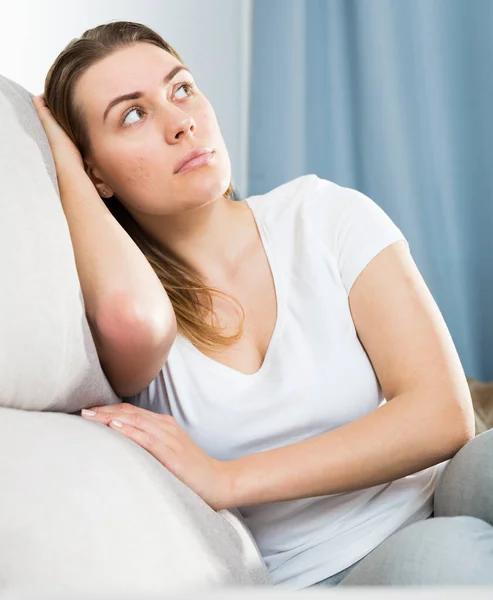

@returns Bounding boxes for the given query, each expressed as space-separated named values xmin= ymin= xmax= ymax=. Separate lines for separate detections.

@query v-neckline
xmin=175 ymin=197 xmax=285 ymax=381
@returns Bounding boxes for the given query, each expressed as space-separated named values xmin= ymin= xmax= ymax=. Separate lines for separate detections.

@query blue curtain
xmin=249 ymin=0 xmax=493 ymax=381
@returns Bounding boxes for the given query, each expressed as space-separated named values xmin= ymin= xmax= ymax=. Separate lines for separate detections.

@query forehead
xmin=75 ymin=43 xmax=182 ymax=123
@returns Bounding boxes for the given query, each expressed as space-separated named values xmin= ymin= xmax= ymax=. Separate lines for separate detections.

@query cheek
xmin=198 ymin=107 xmax=230 ymax=166
xmin=104 ymin=151 xmax=167 ymax=210
xmin=196 ymin=104 xmax=223 ymax=140
xmin=115 ymin=153 xmax=160 ymax=192
xmin=123 ymin=156 xmax=151 ymax=187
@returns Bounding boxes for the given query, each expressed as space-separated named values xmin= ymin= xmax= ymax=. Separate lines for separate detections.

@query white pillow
xmin=0 ymin=407 xmax=270 ymax=593
xmin=0 ymin=74 xmax=118 ymax=412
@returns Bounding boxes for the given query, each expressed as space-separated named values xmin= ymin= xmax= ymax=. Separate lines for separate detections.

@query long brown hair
xmin=44 ymin=20 xmax=244 ymax=350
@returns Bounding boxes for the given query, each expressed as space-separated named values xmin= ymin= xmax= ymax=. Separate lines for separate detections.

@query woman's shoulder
xmin=246 ymin=174 xmax=327 ymax=208
xmin=244 ymin=174 xmax=362 ymax=225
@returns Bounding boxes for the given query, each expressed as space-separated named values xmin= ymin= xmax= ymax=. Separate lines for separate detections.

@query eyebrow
xmin=102 ymin=65 xmax=191 ymax=123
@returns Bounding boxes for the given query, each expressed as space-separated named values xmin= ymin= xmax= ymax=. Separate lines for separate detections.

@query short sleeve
xmin=123 ymin=369 xmax=170 ymax=414
xmin=306 ymin=176 xmax=408 ymax=294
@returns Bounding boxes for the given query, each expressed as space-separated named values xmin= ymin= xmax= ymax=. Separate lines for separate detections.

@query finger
xmin=109 ymin=415 xmax=176 ymax=455
xmin=32 ymin=95 xmax=49 ymax=114
xmin=86 ymin=402 xmax=171 ymax=423
xmin=110 ymin=420 xmax=156 ymax=449
xmin=82 ymin=402 xmax=139 ymax=417
xmin=80 ymin=403 xmax=127 ymax=424
xmin=81 ymin=403 xmax=167 ymax=426
xmin=108 ymin=411 xmax=164 ymax=439
xmin=31 ymin=96 xmax=60 ymax=132
xmin=86 ymin=402 xmax=131 ymax=413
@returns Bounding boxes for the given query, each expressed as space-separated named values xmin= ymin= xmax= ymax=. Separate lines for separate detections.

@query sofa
xmin=1 ymin=72 xmax=492 ymax=599
xmin=0 ymin=72 xmax=274 ymax=596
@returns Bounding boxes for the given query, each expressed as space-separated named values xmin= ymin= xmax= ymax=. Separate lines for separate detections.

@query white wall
xmin=1 ymin=0 xmax=252 ymax=196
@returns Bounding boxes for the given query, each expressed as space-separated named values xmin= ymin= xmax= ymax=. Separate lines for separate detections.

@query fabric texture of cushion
xmin=0 ymin=72 xmax=269 ymax=594
xmin=0 ymin=407 xmax=270 ymax=594
xmin=0 ymin=74 xmax=118 ymax=412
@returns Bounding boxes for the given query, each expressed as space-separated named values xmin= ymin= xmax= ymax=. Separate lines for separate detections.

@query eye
xmin=175 ymin=82 xmax=194 ymax=100
xmin=122 ymin=106 xmax=145 ymax=127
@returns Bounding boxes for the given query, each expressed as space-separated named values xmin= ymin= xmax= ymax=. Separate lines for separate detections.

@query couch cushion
xmin=0 ymin=407 xmax=270 ymax=594
xmin=0 ymin=74 xmax=118 ymax=412
xmin=468 ymin=378 xmax=493 ymax=434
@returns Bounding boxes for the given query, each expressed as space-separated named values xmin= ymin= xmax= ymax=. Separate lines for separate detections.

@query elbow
xmin=95 ymin=292 xmax=177 ymax=354
xmin=443 ymin=397 xmax=476 ymax=457
xmin=455 ymin=411 xmax=476 ymax=449
xmin=92 ymin=295 xmax=177 ymax=397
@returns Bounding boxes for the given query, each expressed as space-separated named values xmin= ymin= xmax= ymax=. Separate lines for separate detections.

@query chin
xmin=183 ymin=170 xmax=230 ymax=205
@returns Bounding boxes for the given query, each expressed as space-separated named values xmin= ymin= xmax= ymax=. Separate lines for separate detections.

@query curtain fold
xmin=249 ymin=0 xmax=493 ymax=380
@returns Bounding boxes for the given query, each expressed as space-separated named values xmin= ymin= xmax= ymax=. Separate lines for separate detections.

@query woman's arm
xmin=58 ymin=164 xmax=177 ymax=397
xmin=224 ymin=241 xmax=475 ymax=508
xmin=33 ymin=95 xmax=176 ymax=397
xmin=78 ymin=240 xmax=474 ymax=511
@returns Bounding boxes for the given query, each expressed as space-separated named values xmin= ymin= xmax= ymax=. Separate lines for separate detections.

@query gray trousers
xmin=312 ymin=429 xmax=493 ymax=587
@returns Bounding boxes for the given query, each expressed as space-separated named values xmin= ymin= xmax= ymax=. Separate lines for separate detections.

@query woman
xmin=32 ymin=20 xmax=493 ymax=588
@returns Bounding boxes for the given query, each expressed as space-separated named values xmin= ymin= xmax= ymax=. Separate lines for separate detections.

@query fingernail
xmin=81 ymin=409 xmax=96 ymax=417
xmin=111 ymin=420 xmax=123 ymax=428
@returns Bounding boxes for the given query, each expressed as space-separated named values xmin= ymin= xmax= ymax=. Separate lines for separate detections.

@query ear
xmin=84 ymin=160 xmax=115 ymax=199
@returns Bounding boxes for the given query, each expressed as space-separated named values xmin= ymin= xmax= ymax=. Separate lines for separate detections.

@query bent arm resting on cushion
xmin=220 ymin=241 xmax=475 ymax=509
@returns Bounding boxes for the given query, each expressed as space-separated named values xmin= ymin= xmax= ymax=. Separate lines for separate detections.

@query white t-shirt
xmin=128 ymin=175 xmax=444 ymax=589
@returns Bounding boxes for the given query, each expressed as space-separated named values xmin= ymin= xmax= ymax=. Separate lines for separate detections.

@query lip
xmin=174 ymin=147 xmax=215 ymax=174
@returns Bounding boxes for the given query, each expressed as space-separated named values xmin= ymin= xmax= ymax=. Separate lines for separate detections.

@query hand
xmin=80 ymin=403 xmax=233 ymax=510
xmin=31 ymin=94 xmax=84 ymax=170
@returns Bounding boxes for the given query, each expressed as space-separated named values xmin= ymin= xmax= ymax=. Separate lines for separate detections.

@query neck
xmin=133 ymin=195 xmax=256 ymax=284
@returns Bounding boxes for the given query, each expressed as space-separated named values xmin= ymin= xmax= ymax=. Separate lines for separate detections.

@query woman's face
xmin=75 ymin=42 xmax=231 ymax=217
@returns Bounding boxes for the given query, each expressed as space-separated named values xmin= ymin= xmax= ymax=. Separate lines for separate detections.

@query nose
xmin=164 ymin=105 xmax=196 ymax=144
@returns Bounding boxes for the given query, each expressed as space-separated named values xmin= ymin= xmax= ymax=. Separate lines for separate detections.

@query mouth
xmin=174 ymin=147 xmax=215 ymax=174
